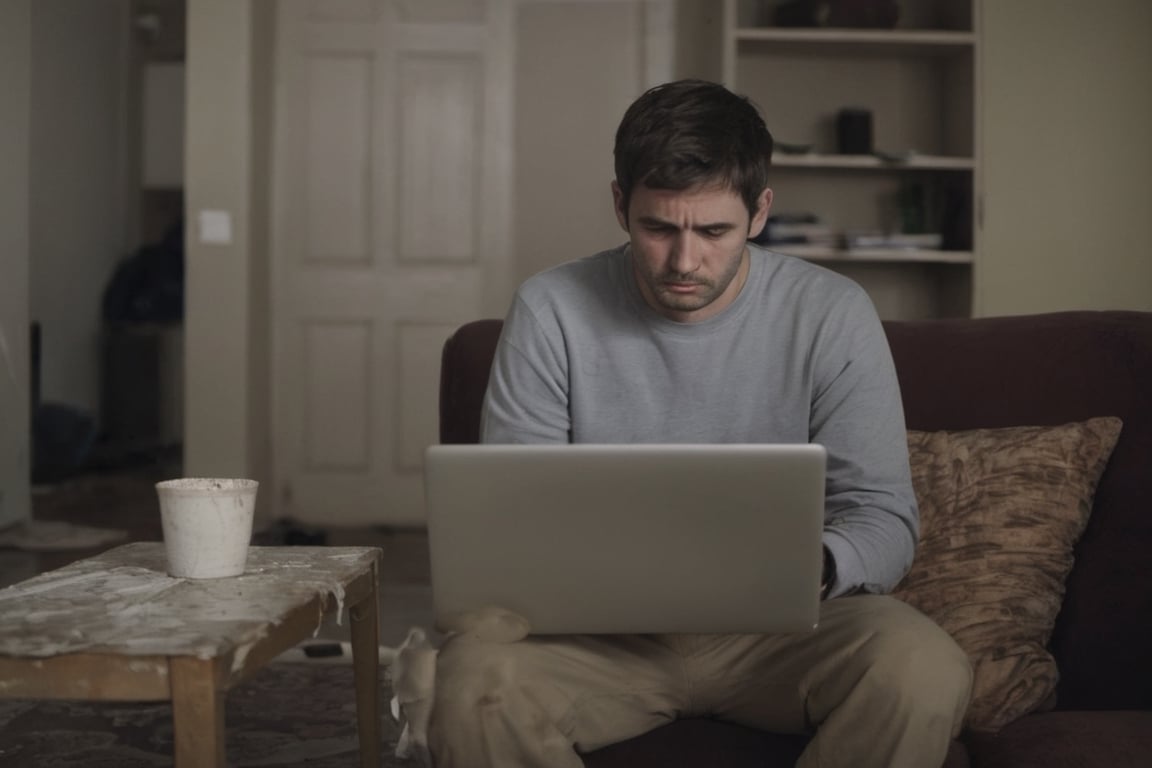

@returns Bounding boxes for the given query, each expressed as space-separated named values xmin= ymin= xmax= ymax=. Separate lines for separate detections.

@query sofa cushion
xmin=581 ymin=718 xmax=973 ymax=768
xmin=582 ymin=719 xmax=805 ymax=767
xmin=964 ymin=710 xmax=1152 ymax=768
xmin=892 ymin=418 xmax=1122 ymax=732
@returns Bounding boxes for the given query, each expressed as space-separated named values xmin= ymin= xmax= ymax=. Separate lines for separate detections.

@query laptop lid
xmin=424 ymin=443 xmax=826 ymax=635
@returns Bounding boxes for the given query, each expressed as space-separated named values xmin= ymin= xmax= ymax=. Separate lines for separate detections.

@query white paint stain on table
xmin=0 ymin=543 xmax=379 ymax=663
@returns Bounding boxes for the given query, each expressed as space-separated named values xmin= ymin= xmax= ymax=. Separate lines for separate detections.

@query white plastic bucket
xmin=156 ymin=478 xmax=259 ymax=578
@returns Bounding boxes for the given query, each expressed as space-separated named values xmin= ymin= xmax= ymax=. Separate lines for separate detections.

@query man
xmin=429 ymin=79 xmax=971 ymax=768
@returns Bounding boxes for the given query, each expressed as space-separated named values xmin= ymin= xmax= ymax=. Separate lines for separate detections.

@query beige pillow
xmin=892 ymin=417 xmax=1122 ymax=733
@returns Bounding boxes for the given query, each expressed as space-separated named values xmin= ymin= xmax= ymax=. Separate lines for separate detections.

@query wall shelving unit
xmin=722 ymin=0 xmax=980 ymax=319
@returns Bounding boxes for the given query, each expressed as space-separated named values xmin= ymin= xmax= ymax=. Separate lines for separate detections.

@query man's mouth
xmin=663 ymin=281 xmax=704 ymax=294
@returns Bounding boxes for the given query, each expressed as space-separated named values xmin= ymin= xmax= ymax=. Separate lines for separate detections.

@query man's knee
xmin=804 ymin=608 xmax=972 ymax=768
xmin=858 ymin=615 xmax=972 ymax=730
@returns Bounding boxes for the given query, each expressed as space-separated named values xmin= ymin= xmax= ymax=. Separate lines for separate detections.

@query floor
xmin=0 ymin=464 xmax=440 ymax=651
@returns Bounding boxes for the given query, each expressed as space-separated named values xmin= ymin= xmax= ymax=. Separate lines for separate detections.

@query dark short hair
xmin=613 ymin=79 xmax=774 ymax=220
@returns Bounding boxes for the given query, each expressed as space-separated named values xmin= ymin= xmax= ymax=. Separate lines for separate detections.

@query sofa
xmin=438 ymin=310 xmax=1152 ymax=767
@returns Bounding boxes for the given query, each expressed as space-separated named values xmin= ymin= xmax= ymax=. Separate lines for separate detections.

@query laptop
xmin=423 ymin=443 xmax=826 ymax=635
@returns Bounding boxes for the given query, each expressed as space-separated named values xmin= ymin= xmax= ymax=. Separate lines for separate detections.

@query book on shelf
xmin=842 ymin=231 xmax=943 ymax=250
xmin=754 ymin=213 xmax=837 ymax=248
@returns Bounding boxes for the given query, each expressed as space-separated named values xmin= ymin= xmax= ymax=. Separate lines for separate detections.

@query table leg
xmin=350 ymin=584 xmax=381 ymax=768
xmin=170 ymin=656 xmax=226 ymax=768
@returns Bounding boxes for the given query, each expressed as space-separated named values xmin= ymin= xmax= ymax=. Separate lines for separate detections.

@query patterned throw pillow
xmin=892 ymin=417 xmax=1122 ymax=733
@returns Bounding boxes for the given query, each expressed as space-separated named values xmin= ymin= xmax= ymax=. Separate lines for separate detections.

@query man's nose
xmin=668 ymin=232 xmax=700 ymax=276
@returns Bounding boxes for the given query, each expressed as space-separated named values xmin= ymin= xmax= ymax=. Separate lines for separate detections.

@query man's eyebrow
xmin=635 ymin=216 xmax=738 ymax=231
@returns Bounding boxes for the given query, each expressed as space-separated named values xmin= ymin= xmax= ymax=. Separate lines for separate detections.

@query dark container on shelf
xmin=836 ymin=108 xmax=873 ymax=154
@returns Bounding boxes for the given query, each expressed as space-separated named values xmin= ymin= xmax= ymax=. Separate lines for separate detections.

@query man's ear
xmin=750 ymin=187 xmax=773 ymax=239
xmin=611 ymin=181 xmax=629 ymax=232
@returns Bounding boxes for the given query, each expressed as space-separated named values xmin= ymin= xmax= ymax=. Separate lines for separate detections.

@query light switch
xmin=198 ymin=210 xmax=233 ymax=245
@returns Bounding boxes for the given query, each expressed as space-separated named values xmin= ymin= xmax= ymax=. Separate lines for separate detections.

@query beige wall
xmin=674 ymin=0 xmax=722 ymax=83
xmin=29 ymin=0 xmax=131 ymax=416
xmin=183 ymin=0 xmax=273 ymax=523
xmin=246 ymin=1 xmax=276 ymax=523
xmin=513 ymin=0 xmax=718 ymax=284
xmin=514 ymin=2 xmax=650 ymax=281
xmin=0 ymin=0 xmax=32 ymax=528
xmin=978 ymin=0 xmax=1152 ymax=315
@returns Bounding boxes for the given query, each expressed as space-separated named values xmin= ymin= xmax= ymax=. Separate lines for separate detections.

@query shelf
xmin=734 ymin=28 xmax=975 ymax=56
xmin=773 ymin=246 xmax=974 ymax=264
xmin=724 ymin=0 xmax=979 ymax=319
xmin=772 ymin=153 xmax=974 ymax=171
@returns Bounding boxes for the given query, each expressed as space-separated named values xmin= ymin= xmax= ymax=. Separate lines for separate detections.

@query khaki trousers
xmin=429 ymin=595 xmax=972 ymax=768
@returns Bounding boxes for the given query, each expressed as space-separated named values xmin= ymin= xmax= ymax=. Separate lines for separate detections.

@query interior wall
xmin=513 ymin=2 xmax=650 ymax=283
xmin=673 ymin=0 xmax=722 ymax=83
xmin=978 ymin=0 xmax=1152 ymax=315
xmin=247 ymin=0 xmax=276 ymax=524
xmin=0 ymin=0 xmax=32 ymax=528
xmin=29 ymin=0 xmax=131 ymax=416
xmin=182 ymin=0 xmax=252 ymax=477
xmin=183 ymin=0 xmax=272 ymax=521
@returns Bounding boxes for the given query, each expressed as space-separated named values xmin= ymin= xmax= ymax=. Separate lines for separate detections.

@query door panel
xmin=303 ymin=54 xmax=372 ymax=264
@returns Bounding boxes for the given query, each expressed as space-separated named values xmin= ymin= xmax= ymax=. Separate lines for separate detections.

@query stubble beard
xmin=647 ymin=250 xmax=745 ymax=315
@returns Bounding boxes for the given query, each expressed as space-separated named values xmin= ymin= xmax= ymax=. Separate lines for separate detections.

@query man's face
xmin=613 ymin=181 xmax=771 ymax=323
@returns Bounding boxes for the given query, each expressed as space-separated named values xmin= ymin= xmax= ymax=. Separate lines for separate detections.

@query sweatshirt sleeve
xmin=811 ymin=289 xmax=919 ymax=597
xmin=480 ymin=293 xmax=571 ymax=444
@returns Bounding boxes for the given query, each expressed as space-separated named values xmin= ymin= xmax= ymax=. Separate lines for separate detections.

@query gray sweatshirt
xmin=481 ymin=243 xmax=918 ymax=598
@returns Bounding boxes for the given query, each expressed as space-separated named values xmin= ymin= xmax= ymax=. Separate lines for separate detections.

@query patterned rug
xmin=0 ymin=661 xmax=421 ymax=768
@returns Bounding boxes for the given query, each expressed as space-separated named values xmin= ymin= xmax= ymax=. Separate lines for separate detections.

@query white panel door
xmin=270 ymin=0 xmax=673 ymax=526
xmin=271 ymin=0 xmax=514 ymax=526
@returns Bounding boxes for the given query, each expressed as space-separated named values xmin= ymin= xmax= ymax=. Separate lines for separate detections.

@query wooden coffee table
xmin=0 ymin=542 xmax=383 ymax=767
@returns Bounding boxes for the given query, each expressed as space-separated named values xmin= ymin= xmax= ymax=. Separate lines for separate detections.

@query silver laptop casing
xmin=424 ymin=443 xmax=826 ymax=635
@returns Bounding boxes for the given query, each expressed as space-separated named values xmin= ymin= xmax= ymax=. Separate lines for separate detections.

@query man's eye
xmin=702 ymin=228 xmax=727 ymax=238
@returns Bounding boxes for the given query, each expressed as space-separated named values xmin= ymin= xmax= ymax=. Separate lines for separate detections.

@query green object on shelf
xmin=898 ymin=183 xmax=927 ymax=234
